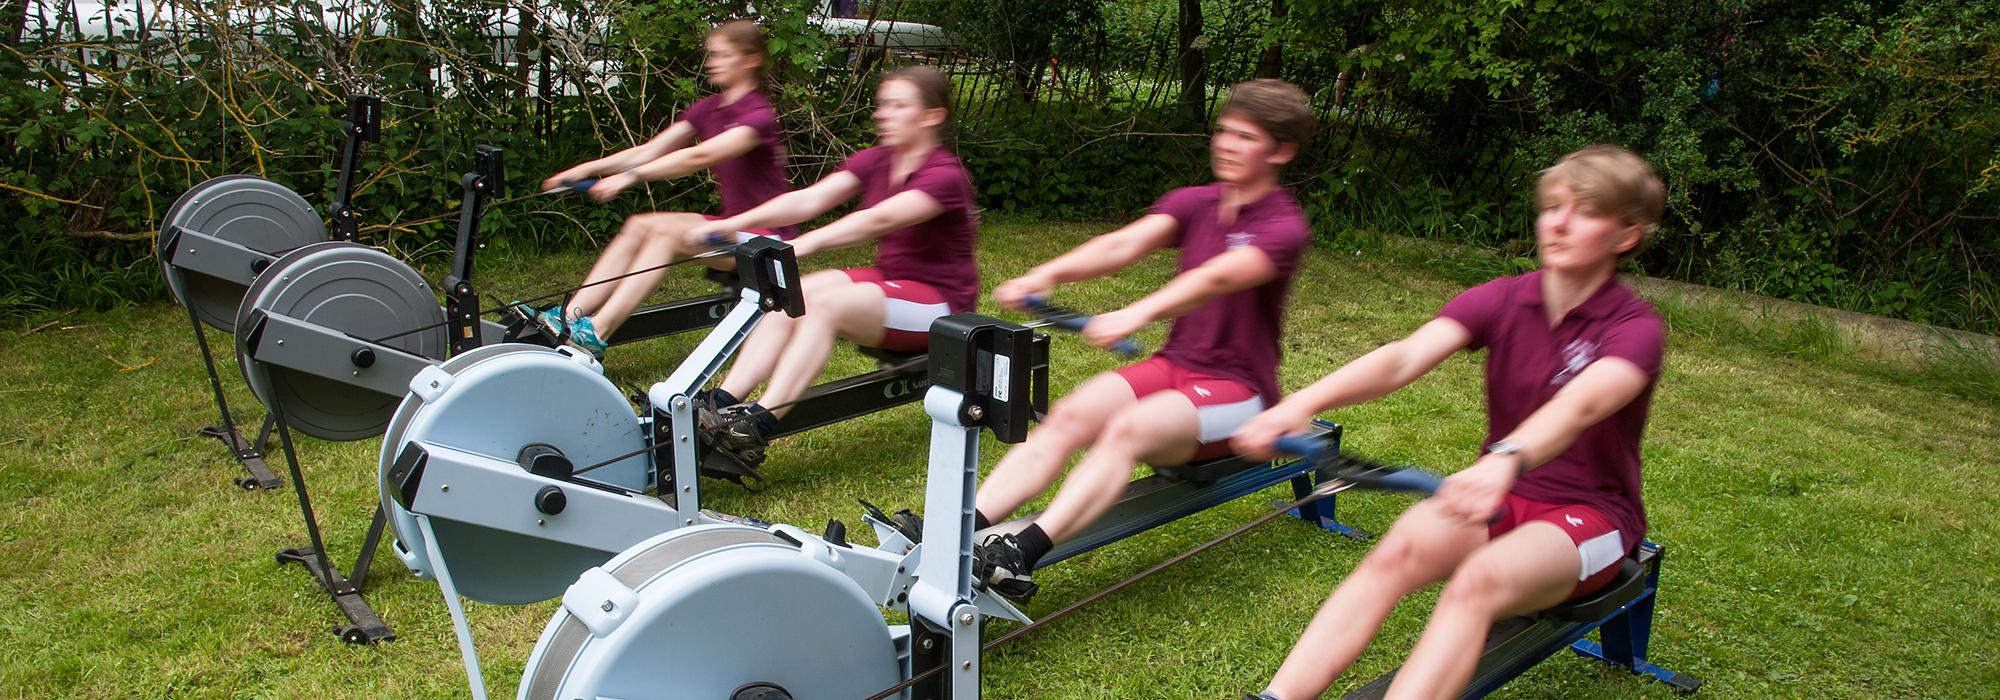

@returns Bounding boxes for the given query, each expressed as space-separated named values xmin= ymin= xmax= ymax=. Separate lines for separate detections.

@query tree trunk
xmin=1176 ymin=0 xmax=1205 ymax=124
xmin=1255 ymin=0 xmax=1285 ymax=79
xmin=4 ymin=0 xmax=29 ymax=48
xmin=515 ymin=0 xmax=540 ymax=98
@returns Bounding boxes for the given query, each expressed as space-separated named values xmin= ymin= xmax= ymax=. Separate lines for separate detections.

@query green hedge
xmin=3 ymin=0 xmax=1995 ymax=334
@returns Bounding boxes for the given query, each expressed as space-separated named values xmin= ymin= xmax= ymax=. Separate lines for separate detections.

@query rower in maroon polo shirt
xmin=685 ymin=66 xmax=981 ymax=469
xmin=963 ymin=80 xmax=1319 ymax=603
xmin=536 ymin=20 xmax=795 ymax=358
xmin=1232 ymin=145 xmax=1669 ymax=700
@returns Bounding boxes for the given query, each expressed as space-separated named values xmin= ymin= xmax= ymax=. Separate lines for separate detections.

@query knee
xmin=1094 ymin=410 xmax=1170 ymax=457
xmin=1435 ymin=560 xmax=1511 ymax=615
xmin=616 ymin=214 xmax=657 ymax=238
xmin=1041 ymin=400 xmax=1107 ymax=443
xmin=1353 ymin=533 xmax=1427 ymax=587
xmin=800 ymin=270 xmax=851 ymax=293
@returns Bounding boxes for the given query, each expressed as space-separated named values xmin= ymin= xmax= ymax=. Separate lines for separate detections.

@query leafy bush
xmin=4 ymin=0 xmax=1996 ymax=334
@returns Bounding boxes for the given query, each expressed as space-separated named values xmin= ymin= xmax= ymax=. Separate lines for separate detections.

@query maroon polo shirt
xmin=678 ymin=90 xmax=796 ymax=237
xmin=1148 ymin=183 xmax=1312 ymax=402
xmin=836 ymin=145 xmax=981 ymax=311
xmin=1437 ymin=271 xmax=1665 ymax=550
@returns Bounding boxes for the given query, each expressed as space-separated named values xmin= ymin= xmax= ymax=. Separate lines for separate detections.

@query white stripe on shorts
xmin=1577 ymin=529 xmax=1625 ymax=580
xmin=1195 ymin=395 xmax=1266 ymax=443
xmin=883 ymin=296 xmax=952 ymax=333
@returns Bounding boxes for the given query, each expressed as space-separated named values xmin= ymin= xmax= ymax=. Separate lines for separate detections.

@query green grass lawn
xmin=2 ymin=222 xmax=1996 ymax=698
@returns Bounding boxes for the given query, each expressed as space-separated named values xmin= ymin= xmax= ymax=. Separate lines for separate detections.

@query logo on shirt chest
xmin=1551 ymin=339 xmax=1599 ymax=386
xmin=1225 ymin=231 xmax=1255 ymax=249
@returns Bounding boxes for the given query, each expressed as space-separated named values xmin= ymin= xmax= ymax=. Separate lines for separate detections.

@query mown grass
xmin=1 ymin=221 xmax=1996 ymax=698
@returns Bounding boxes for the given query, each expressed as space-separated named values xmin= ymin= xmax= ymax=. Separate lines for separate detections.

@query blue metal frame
xmin=1344 ymin=541 xmax=1700 ymax=698
xmin=1027 ymin=420 xmax=1355 ymax=569
xmin=1287 ymin=420 xmax=1373 ymax=540
xmin=1567 ymin=544 xmax=1704 ymax=693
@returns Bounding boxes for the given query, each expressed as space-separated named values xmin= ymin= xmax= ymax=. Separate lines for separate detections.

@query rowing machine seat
xmin=1546 ymin=555 xmax=1647 ymax=623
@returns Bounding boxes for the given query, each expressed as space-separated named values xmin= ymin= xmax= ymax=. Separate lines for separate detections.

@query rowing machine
xmin=513 ymin=313 xmax=1041 ymax=700
xmin=1274 ymin=439 xmax=1702 ymax=698
xmin=160 ymin=94 xmax=380 ymax=489
xmin=379 ymin=237 xmax=804 ymax=597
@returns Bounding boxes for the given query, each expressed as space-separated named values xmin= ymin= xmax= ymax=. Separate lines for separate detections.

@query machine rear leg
xmin=186 ymin=305 xmax=284 ymax=491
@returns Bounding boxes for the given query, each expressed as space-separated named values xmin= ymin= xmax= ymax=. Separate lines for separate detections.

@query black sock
xmin=746 ymin=402 xmax=779 ymax=436
xmin=1016 ymin=523 xmax=1054 ymax=570
xmin=974 ymin=511 xmax=993 ymax=531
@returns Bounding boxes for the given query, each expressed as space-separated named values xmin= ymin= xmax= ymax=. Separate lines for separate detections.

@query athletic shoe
xmin=698 ymin=403 xmax=768 ymax=467
xmin=971 ymin=532 xmax=1039 ymax=603
xmin=564 ymin=315 xmax=608 ymax=359
xmin=535 ymin=304 xmax=567 ymax=333
xmin=859 ymin=499 xmax=925 ymax=545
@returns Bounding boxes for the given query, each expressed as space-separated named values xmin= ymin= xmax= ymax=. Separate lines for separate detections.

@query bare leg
xmin=1264 ymin=501 xmax=1488 ymax=700
xmin=590 ymin=212 xmax=707 ymax=338
xmin=759 ymin=281 xmax=888 ymax=416
xmin=974 ymin=372 xmax=1137 ymax=523
xmin=718 ymin=270 xmax=853 ymax=401
xmin=1383 ymin=522 xmax=1579 ymax=700
xmin=1031 ymin=391 xmax=1202 ymax=540
xmin=567 ymin=213 xmax=679 ymax=317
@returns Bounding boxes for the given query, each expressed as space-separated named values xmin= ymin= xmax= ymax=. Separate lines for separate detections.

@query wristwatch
xmin=1485 ymin=440 xmax=1525 ymax=472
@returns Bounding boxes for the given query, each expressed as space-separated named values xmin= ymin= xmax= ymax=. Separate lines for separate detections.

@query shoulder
xmin=732 ymin=91 xmax=780 ymax=123
xmin=1173 ymin=183 xmax=1223 ymax=205
xmin=841 ymin=145 xmax=889 ymax=172
xmin=1152 ymin=183 xmax=1218 ymax=216
xmin=1249 ymin=189 xmax=1310 ymax=237
xmin=1453 ymin=273 xmax=1534 ymax=308
xmin=918 ymin=148 xmax=971 ymax=181
xmin=684 ymin=94 xmax=721 ymax=117
xmin=1603 ymin=284 xmax=1665 ymax=336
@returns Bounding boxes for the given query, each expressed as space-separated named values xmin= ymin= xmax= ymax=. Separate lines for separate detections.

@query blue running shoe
xmin=536 ymin=304 xmax=567 ymax=331
xmin=566 ymin=315 xmax=608 ymax=359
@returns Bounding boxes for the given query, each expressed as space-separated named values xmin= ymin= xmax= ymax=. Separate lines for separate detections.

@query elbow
xmin=684 ymin=149 xmax=723 ymax=169
xmin=858 ymin=211 xmax=901 ymax=238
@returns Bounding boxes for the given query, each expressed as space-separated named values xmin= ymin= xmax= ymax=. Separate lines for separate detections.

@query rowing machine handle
xmin=1273 ymin=436 xmax=1445 ymax=496
xmin=1020 ymin=295 xmax=1142 ymax=358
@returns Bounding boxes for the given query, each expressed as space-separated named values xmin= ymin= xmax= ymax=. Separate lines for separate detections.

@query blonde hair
xmin=1537 ymin=145 xmax=1666 ymax=262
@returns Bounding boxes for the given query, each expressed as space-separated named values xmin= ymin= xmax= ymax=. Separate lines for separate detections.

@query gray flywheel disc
xmin=235 ymin=242 xmax=445 ymax=441
xmin=160 ymin=176 xmax=326 ymax=332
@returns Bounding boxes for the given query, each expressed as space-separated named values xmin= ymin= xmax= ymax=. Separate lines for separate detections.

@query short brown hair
xmin=1220 ymin=79 xmax=1315 ymax=148
xmin=709 ymin=19 xmax=769 ymax=84
xmin=1537 ymin=145 xmax=1666 ymax=262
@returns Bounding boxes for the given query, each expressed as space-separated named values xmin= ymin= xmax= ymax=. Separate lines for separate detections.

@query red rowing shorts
xmin=841 ymin=268 xmax=952 ymax=352
xmin=1487 ymin=493 xmax=1629 ymax=600
xmin=1113 ymin=356 xmax=1266 ymax=462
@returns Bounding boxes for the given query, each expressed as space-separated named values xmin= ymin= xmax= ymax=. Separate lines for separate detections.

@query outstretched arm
xmin=687 ymin=171 xmax=864 ymax=244
xmin=1233 ymin=318 xmax=1475 ymax=459
xmin=992 ymin=214 xmax=1179 ymax=310
xmin=1076 ymin=245 xmax=1279 ymax=348
xmin=542 ymin=121 xmax=699 ymax=191
xmin=1433 ymin=358 xmax=1652 ymax=523
xmin=788 ymin=189 xmax=947 ymax=257
xmin=584 ymin=125 xmax=765 ymax=201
